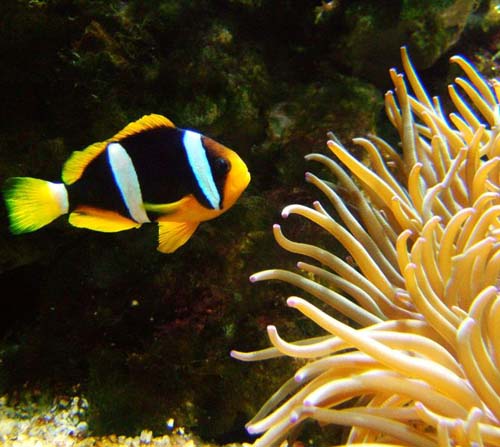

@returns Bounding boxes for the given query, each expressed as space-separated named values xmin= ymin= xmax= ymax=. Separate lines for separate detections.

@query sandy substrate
xmin=0 ymin=395 xmax=249 ymax=447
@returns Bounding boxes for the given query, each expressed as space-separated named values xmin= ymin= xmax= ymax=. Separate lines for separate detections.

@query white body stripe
xmin=107 ymin=142 xmax=151 ymax=223
xmin=182 ymin=130 xmax=220 ymax=209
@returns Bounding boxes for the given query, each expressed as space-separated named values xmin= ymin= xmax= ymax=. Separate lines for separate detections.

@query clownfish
xmin=3 ymin=114 xmax=250 ymax=253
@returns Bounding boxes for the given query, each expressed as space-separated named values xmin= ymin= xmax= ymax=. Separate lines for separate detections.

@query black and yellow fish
xmin=3 ymin=114 xmax=250 ymax=253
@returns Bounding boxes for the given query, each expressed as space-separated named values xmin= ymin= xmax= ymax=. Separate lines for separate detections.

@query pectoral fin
xmin=69 ymin=206 xmax=141 ymax=232
xmin=144 ymin=196 xmax=190 ymax=216
xmin=157 ymin=221 xmax=199 ymax=253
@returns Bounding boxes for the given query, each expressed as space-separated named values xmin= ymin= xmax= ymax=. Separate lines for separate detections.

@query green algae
xmin=330 ymin=0 xmax=476 ymax=85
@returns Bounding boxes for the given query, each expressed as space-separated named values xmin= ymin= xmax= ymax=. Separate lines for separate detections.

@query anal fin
xmin=157 ymin=221 xmax=199 ymax=253
xmin=69 ymin=206 xmax=141 ymax=232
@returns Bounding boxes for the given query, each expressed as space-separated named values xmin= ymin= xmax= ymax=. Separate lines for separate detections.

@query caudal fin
xmin=3 ymin=177 xmax=69 ymax=234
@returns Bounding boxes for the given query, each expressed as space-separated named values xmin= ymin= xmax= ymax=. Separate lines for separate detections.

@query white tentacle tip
xmin=266 ymin=325 xmax=277 ymax=335
xmin=303 ymin=398 xmax=314 ymax=407
xmin=286 ymin=297 xmax=301 ymax=307
xmin=294 ymin=372 xmax=305 ymax=383
xmin=246 ymin=425 xmax=259 ymax=435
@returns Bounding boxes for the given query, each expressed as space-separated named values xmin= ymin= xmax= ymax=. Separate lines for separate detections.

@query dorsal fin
xmin=62 ymin=141 xmax=107 ymax=185
xmin=62 ymin=114 xmax=175 ymax=185
xmin=111 ymin=114 xmax=175 ymax=140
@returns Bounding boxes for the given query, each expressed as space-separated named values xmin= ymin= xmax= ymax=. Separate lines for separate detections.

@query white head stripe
xmin=182 ymin=130 xmax=220 ymax=209
xmin=107 ymin=142 xmax=150 ymax=223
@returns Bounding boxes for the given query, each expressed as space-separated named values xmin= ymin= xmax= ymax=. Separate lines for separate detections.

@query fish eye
xmin=213 ymin=157 xmax=230 ymax=175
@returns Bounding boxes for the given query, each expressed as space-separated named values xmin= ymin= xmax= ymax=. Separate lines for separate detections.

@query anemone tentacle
xmin=232 ymin=47 xmax=500 ymax=446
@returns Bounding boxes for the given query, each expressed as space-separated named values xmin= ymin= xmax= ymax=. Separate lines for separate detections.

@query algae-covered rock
xmin=329 ymin=0 xmax=477 ymax=85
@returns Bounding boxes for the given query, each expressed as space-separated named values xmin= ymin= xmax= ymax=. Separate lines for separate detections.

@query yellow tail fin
xmin=3 ymin=177 xmax=69 ymax=234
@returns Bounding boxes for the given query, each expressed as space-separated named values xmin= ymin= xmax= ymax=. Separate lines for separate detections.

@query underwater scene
xmin=1 ymin=1 xmax=500 ymax=446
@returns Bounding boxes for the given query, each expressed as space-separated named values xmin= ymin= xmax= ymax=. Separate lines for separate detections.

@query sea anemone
xmin=231 ymin=47 xmax=500 ymax=446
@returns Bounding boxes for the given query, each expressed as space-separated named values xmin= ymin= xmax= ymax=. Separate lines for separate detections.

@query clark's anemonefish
xmin=3 ymin=114 xmax=250 ymax=253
